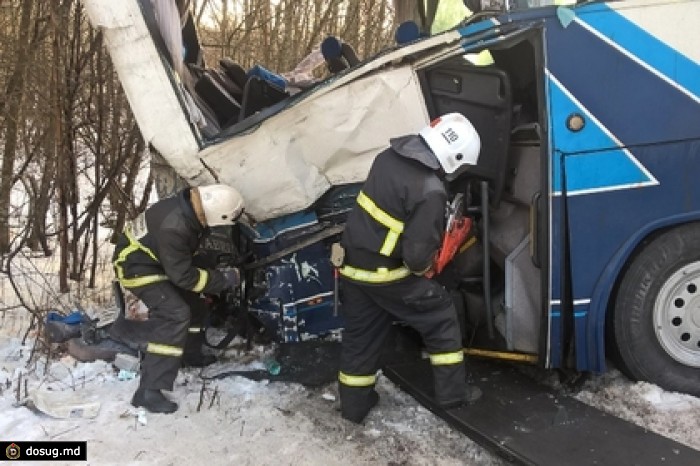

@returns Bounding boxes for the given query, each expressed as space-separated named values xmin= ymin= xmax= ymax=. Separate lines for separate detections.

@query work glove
xmin=221 ymin=267 xmax=241 ymax=291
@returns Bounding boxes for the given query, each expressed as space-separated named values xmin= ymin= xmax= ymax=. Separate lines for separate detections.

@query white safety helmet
xmin=419 ymin=113 xmax=481 ymax=174
xmin=198 ymin=184 xmax=245 ymax=227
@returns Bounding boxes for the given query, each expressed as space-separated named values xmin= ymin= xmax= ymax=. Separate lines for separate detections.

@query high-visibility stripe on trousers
xmin=338 ymin=371 xmax=377 ymax=387
xmin=339 ymin=275 xmax=468 ymax=421
xmin=146 ymin=342 xmax=184 ymax=357
xmin=126 ymin=281 xmax=207 ymax=391
xmin=429 ymin=350 xmax=464 ymax=366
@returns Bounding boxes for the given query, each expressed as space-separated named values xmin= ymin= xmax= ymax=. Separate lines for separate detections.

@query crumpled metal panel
xmin=199 ymin=66 xmax=429 ymax=221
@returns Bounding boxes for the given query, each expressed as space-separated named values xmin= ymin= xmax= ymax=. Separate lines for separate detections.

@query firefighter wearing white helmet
xmin=419 ymin=112 xmax=481 ymax=175
xmin=110 ymin=184 xmax=244 ymax=414
xmin=337 ymin=114 xmax=482 ymax=424
xmin=198 ymin=184 xmax=245 ymax=226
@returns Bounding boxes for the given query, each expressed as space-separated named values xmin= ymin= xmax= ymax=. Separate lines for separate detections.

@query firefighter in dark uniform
xmin=337 ymin=113 xmax=482 ymax=423
xmin=110 ymin=184 xmax=244 ymax=414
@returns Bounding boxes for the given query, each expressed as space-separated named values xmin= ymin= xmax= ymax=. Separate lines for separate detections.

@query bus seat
xmin=220 ymin=58 xmax=250 ymax=90
xmin=238 ymin=76 xmax=289 ymax=122
xmin=194 ymin=70 xmax=242 ymax=127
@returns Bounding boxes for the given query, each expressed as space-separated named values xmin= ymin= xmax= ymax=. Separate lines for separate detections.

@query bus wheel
xmin=612 ymin=223 xmax=700 ymax=396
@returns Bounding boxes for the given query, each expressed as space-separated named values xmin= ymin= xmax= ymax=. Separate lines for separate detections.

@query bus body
xmin=84 ymin=0 xmax=700 ymax=396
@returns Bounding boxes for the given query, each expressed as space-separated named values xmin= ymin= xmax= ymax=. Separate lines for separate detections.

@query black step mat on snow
xmin=383 ymin=357 xmax=700 ymax=466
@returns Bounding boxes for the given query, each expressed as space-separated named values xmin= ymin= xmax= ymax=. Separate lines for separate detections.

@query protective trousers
xmin=112 ymin=281 xmax=209 ymax=390
xmin=339 ymin=275 xmax=466 ymax=423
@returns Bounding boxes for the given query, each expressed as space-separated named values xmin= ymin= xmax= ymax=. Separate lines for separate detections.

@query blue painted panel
xmin=250 ymin=240 xmax=344 ymax=342
xmin=548 ymin=81 xmax=654 ymax=194
xmin=548 ymin=305 xmax=591 ymax=370
xmin=546 ymin=13 xmax=700 ymax=148
xmin=574 ymin=309 xmax=590 ymax=371
xmin=457 ymin=18 xmax=498 ymax=37
xmin=555 ymin=141 xmax=700 ymax=371
xmin=252 ymin=211 xmax=319 ymax=242
xmin=578 ymin=4 xmax=700 ymax=100
xmin=545 ymin=8 xmax=700 ymax=371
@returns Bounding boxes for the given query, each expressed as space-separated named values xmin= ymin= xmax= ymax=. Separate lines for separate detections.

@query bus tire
xmin=612 ymin=222 xmax=700 ymax=397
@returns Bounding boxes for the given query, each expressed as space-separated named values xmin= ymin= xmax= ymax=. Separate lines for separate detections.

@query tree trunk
xmin=393 ymin=0 xmax=439 ymax=34
xmin=0 ymin=0 xmax=34 ymax=253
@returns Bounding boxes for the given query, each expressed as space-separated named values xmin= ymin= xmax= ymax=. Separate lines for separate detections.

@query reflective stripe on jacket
xmin=112 ymin=189 xmax=227 ymax=294
xmin=355 ymin=191 xmax=404 ymax=256
xmin=338 ymin=190 xmax=411 ymax=283
xmin=338 ymin=264 xmax=410 ymax=283
xmin=340 ymin=134 xmax=447 ymax=282
xmin=114 ymin=228 xmax=169 ymax=288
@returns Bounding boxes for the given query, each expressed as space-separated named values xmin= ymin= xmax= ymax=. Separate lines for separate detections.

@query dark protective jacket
xmin=112 ymin=188 xmax=229 ymax=294
xmin=341 ymin=134 xmax=447 ymax=276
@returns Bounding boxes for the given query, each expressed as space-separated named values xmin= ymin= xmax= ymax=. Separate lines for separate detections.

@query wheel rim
xmin=654 ymin=261 xmax=700 ymax=367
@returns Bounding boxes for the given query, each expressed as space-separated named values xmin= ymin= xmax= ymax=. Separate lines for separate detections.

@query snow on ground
xmin=0 ymin=334 xmax=503 ymax=466
xmin=574 ymin=369 xmax=700 ymax=452
xmin=1 ymin=327 xmax=699 ymax=465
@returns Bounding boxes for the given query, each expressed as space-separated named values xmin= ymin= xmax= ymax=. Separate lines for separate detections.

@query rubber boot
xmin=464 ymin=385 xmax=482 ymax=403
xmin=439 ymin=385 xmax=483 ymax=409
xmin=131 ymin=386 xmax=178 ymax=414
xmin=339 ymin=385 xmax=379 ymax=424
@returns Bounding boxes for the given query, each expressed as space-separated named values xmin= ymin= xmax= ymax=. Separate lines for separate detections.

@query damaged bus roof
xmin=84 ymin=0 xmax=507 ymax=221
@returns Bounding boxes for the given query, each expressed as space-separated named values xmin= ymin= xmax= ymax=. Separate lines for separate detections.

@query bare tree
xmin=196 ymin=0 xmax=396 ymax=76
xmin=0 ymin=0 xmax=435 ymax=317
xmin=0 ymin=0 xmax=50 ymax=255
xmin=1 ymin=0 xmax=152 ymax=307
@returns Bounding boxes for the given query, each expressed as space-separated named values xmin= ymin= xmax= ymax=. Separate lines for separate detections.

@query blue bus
xmin=85 ymin=0 xmax=700 ymax=397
